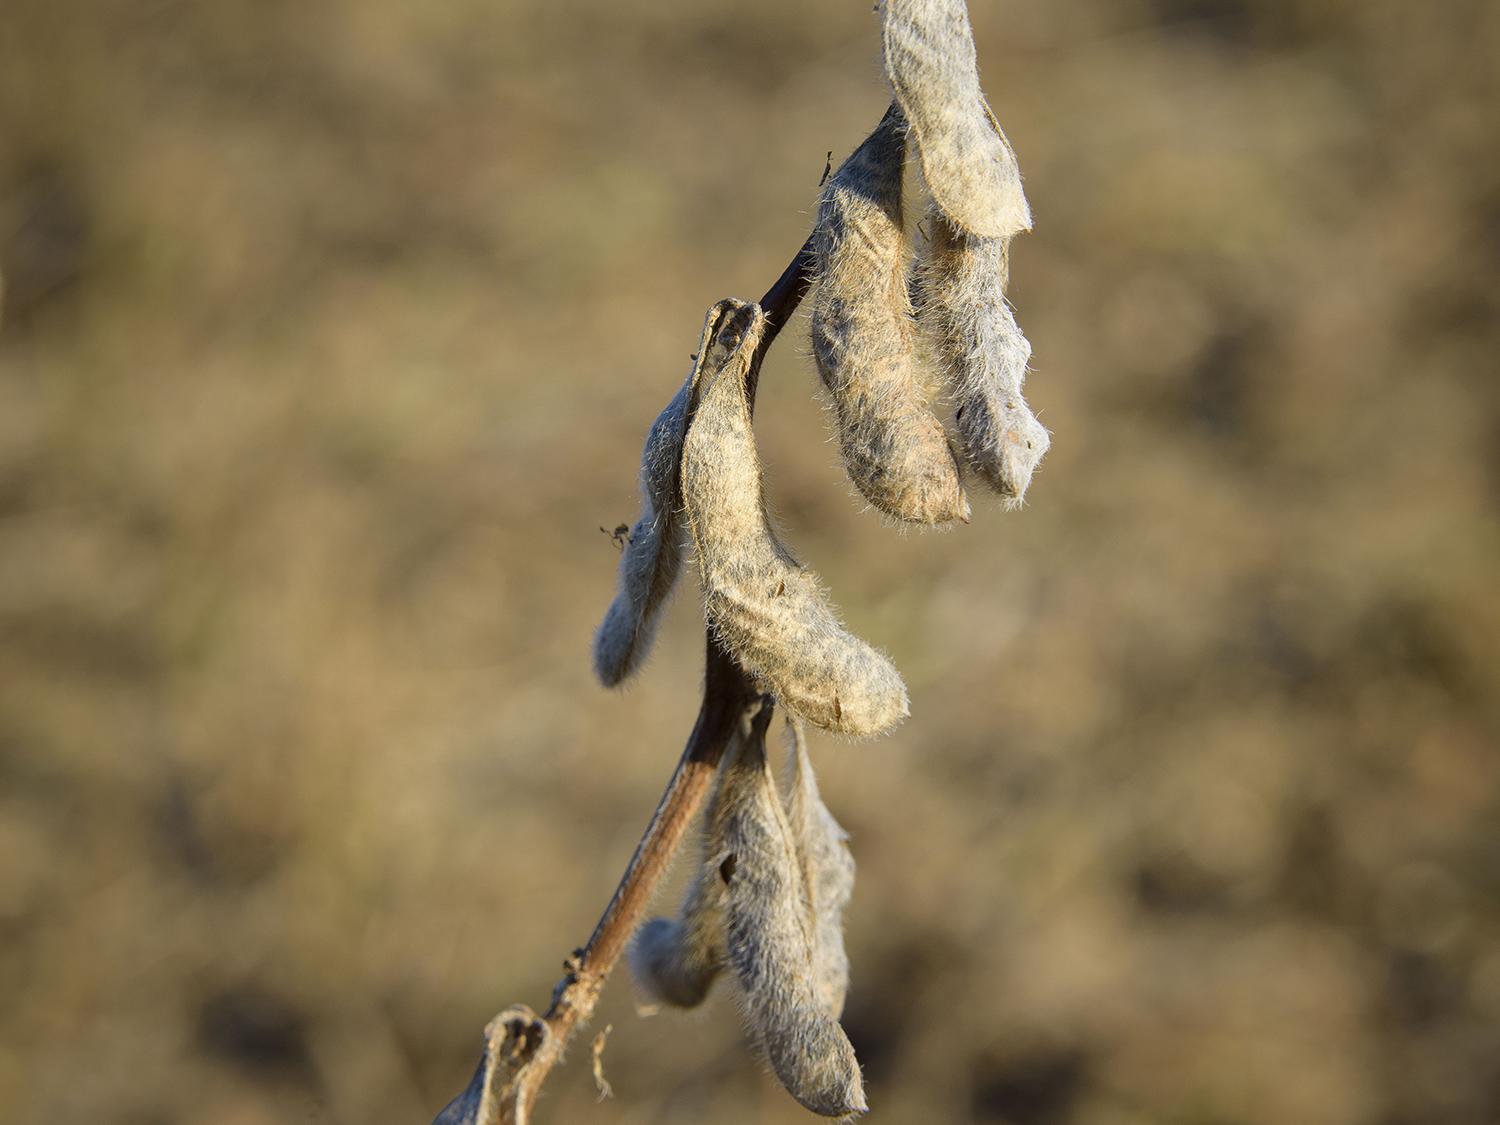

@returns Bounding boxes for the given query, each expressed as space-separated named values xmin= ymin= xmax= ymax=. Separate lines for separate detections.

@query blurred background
xmin=2 ymin=1 xmax=1498 ymax=1122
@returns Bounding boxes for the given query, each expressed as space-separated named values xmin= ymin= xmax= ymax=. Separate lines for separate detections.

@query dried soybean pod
xmin=782 ymin=718 xmax=856 ymax=1018
xmin=630 ymin=907 xmax=722 ymax=1009
xmin=629 ymin=769 xmax=733 ymax=1009
xmin=682 ymin=304 xmax=909 ymax=737
xmin=812 ymin=106 xmax=969 ymax=526
xmin=716 ymin=703 xmax=866 ymax=1118
xmin=923 ymin=207 xmax=1049 ymax=505
xmin=591 ymin=379 xmax=691 ymax=687
xmin=881 ymin=0 xmax=1031 ymax=239
xmin=593 ymin=302 xmax=740 ymax=687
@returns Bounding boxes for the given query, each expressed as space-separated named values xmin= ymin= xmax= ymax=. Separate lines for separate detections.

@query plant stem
xmin=748 ymin=233 xmax=816 ymax=404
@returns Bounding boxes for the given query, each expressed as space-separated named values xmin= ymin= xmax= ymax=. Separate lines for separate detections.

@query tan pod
xmin=812 ymin=107 xmax=968 ymax=525
xmin=881 ymin=0 xmax=1031 ymax=239
xmin=682 ymin=305 xmax=909 ymax=737
xmin=593 ymin=301 xmax=758 ymax=687
xmin=922 ymin=207 xmax=1049 ymax=504
xmin=716 ymin=704 xmax=866 ymax=1117
xmin=783 ymin=718 xmax=856 ymax=1018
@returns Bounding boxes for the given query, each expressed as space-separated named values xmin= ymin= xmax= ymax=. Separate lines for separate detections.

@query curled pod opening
xmin=881 ymin=0 xmax=1031 ymax=239
xmin=921 ymin=207 xmax=1049 ymax=505
xmin=681 ymin=304 xmax=909 ymax=738
xmin=812 ymin=106 xmax=968 ymax=526
xmin=593 ymin=300 xmax=758 ymax=687
xmin=716 ymin=702 xmax=867 ymax=1118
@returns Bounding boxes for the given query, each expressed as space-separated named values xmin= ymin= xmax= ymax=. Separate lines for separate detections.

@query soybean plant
xmin=434 ymin=2 xmax=1047 ymax=1120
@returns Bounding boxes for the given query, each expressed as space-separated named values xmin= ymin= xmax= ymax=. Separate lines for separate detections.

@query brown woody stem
xmin=433 ymin=234 xmax=816 ymax=1125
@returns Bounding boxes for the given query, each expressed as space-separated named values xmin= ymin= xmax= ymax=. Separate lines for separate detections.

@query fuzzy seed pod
xmin=781 ymin=718 xmax=856 ymax=1018
xmin=881 ymin=0 xmax=1031 ymax=239
xmin=591 ymin=380 xmax=691 ymax=687
xmin=811 ymin=106 xmax=969 ymax=526
xmin=593 ymin=301 xmax=754 ymax=687
xmin=682 ymin=305 xmax=909 ymax=737
xmin=922 ymin=208 xmax=1049 ymax=505
xmin=716 ymin=704 xmax=866 ymax=1118
xmin=629 ymin=820 xmax=728 ymax=1009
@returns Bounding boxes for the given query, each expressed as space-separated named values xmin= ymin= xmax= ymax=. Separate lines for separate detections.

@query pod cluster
xmin=607 ymin=299 xmax=898 ymax=1114
xmin=591 ymin=0 xmax=1045 ymax=1115
xmin=595 ymin=294 xmax=909 ymax=739
xmin=813 ymin=0 xmax=1048 ymax=521
xmin=631 ymin=708 xmax=863 ymax=1118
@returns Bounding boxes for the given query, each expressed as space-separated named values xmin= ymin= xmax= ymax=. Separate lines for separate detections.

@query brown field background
xmin=3 ymin=2 xmax=1498 ymax=1123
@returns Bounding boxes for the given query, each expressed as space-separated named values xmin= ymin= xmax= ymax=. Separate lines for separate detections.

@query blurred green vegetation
xmin=2 ymin=1 xmax=1498 ymax=1122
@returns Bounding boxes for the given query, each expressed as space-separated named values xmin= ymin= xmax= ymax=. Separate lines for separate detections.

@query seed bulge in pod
xmin=681 ymin=305 xmax=909 ymax=737
xmin=881 ymin=0 xmax=1031 ymax=239
xmin=812 ymin=105 xmax=968 ymax=525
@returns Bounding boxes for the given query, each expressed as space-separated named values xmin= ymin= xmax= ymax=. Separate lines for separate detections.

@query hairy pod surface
xmin=715 ymin=704 xmax=866 ymax=1118
xmin=812 ymin=107 xmax=969 ymax=526
xmin=922 ymin=208 xmax=1049 ymax=505
xmin=591 ymin=379 xmax=691 ymax=687
xmin=783 ymin=718 xmax=856 ymax=1018
xmin=593 ymin=302 xmax=753 ymax=687
xmin=682 ymin=305 xmax=909 ymax=737
xmin=629 ymin=810 xmax=729 ymax=1009
xmin=881 ymin=0 xmax=1031 ymax=239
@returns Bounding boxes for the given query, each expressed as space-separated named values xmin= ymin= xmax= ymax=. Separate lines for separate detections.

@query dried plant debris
xmin=716 ymin=703 xmax=866 ymax=1117
xmin=921 ymin=207 xmax=1049 ymax=505
xmin=812 ymin=105 xmax=969 ymax=526
xmin=593 ymin=301 xmax=752 ymax=687
xmin=881 ymin=0 xmax=1031 ymax=239
xmin=682 ymin=303 xmax=909 ymax=737
xmin=782 ymin=718 xmax=855 ymax=1018
xmin=433 ymin=1005 xmax=549 ymax=1125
